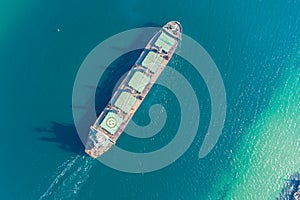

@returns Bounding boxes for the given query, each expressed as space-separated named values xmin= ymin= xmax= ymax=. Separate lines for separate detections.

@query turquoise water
xmin=0 ymin=0 xmax=299 ymax=199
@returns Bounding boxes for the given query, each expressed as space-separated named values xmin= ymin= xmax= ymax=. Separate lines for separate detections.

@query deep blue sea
xmin=0 ymin=0 xmax=299 ymax=199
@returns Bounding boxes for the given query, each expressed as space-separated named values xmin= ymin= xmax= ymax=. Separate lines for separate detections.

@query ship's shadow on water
xmin=35 ymin=122 xmax=85 ymax=155
xmin=35 ymin=23 xmax=158 ymax=156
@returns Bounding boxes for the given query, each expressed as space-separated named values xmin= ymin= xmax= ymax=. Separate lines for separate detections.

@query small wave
xmin=39 ymin=155 xmax=94 ymax=200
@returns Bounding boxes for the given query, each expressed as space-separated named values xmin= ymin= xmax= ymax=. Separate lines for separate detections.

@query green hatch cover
xmin=100 ymin=111 xmax=123 ymax=135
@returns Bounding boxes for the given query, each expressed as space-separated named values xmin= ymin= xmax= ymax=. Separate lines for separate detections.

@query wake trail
xmin=39 ymin=155 xmax=94 ymax=200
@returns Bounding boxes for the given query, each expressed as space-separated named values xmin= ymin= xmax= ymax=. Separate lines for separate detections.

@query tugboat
xmin=278 ymin=173 xmax=300 ymax=200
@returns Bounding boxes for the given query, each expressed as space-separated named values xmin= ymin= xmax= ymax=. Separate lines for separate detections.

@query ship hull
xmin=85 ymin=21 xmax=182 ymax=158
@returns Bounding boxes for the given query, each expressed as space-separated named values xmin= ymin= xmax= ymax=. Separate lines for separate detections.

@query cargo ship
xmin=85 ymin=21 xmax=182 ymax=158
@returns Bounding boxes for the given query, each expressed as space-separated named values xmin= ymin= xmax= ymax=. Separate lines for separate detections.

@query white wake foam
xmin=39 ymin=155 xmax=93 ymax=200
